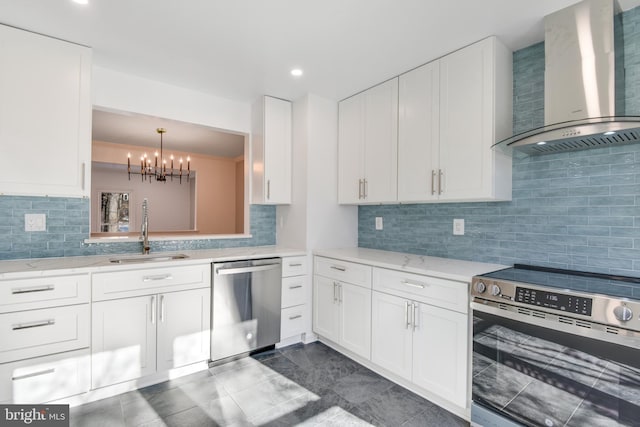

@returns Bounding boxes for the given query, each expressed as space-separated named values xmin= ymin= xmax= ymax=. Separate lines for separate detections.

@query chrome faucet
xmin=141 ymin=198 xmax=150 ymax=255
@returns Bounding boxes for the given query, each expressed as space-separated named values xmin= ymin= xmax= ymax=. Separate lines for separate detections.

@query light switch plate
xmin=25 ymin=213 xmax=46 ymax=232
xmin=453 ymin=218 xmax=464 ymax=235
xmin=375 ymin=217 xmax=383 ymax=230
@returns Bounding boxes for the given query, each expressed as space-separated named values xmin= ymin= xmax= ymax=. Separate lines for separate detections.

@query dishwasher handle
xmin=216 ymin=263 xmax=281 ymax=276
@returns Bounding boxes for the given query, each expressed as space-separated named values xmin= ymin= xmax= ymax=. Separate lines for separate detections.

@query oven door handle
xmin=471 ymin=300 xmax=640 ymax=350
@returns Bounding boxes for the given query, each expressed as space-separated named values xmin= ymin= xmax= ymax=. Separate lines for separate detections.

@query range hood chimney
xmin=495 ymin=0 xmax=640 ymax=155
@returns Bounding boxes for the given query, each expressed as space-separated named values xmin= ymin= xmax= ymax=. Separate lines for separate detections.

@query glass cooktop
xmin=479 ymin=264 xmax=640 ymax=301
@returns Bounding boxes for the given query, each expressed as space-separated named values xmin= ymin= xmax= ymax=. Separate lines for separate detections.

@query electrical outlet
xmin=25 ymin=213 xmax=46 ymax=232
xmin=375 ymin=217 xmax=383 ymax=230
xmin=453 ymin=218 xmax=464 ymax=235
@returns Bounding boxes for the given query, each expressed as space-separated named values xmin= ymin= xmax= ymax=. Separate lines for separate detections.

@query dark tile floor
xmin=70 ymin=342 xmax=468 ymax=427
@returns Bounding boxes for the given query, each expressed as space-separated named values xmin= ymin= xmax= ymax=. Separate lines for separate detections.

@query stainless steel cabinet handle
xmin=412 ymin=303 xmax=418 ymax=331
xmin=330 ymin=265 xmax=346 ymax=272
xmin=289 ymin=314 xmax=302 ymax=320
xmin=151 ymin=295 xmax=156 ymax=324
xmin=358 ymin=179 xmax=363 ymax=199
xmin=289 ymin=285 xmax=303 ymax=289
xmin=12 ymin=319 xmax=55 ymax=330
xmin=402 ymin=280 xmax=426 ymax=289
xmin=338 ymin=284 xmax=343 ymax=303
xmin=438 ymin=169 xmax=443 ymax=195
xmin=12 ymin=368 xmax=55 ymax=381
xmin=143 ymin=274 xmax=173 ymax=282
xmin=217 ymin=263 xmax=281 ymax=275
xmin=12 ymin=285 xmax=54 ymax=294
xmin=333 ymin=282 xmax=337 ymax=303
xmin=289 ymin=263 xmax=302 ymax=267
xmin=405 ymin=301 xmax=410 ymax=329
xmin=431 ymin=170 xmax=436 ymax=195
xmin=160 ymin=295 xmax=165 ymax=323
xmin=267 ymin=179 xmax=271 ymax=200
xmin=364 ymin=179 xmax=368 ymax=199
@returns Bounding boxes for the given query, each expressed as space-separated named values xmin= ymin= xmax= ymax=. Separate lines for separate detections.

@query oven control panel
xmin=515 ymin=287 xmax=593 ymax=316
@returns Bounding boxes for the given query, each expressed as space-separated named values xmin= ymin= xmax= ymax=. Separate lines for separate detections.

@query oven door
xmin=471 ymin=300 xmax=640 ymax=427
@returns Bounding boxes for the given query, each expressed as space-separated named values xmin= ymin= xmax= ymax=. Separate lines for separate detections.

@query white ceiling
xmin=2 ymin=0 xmax=639 ymax=104
xmin=92 ymin=109 xmax=245 ymax=158
xmin=3 ymin=0 xmax=640 ymax=155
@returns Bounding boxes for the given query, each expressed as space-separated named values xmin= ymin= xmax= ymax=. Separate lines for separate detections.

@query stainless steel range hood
xmin=494 ymin=0 xmax=640 ymax=156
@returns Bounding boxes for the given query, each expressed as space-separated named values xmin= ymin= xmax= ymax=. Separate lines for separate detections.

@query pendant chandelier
xmin=127 ymin=128 xmax=191 ymax=183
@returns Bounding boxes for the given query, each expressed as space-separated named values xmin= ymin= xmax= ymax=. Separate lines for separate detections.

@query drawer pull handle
xmin=12 ymin=285 xmax=55 ymax=294
xmin=289 ymin=263 xmax=302 ymax=267
xmin=330 ymin=266 xmax=346 ymax=272
xmin=143 ymin=274 xmax=173 ymax=282
xmin=12 ymin=319 xmax=55 ymax=330
xmin=402 ymin=281 xmax=425 ymax=289
xmin=12 ymin=368 xmax=55 ymax=381
xmin=288 ymin=285 xmax=303 ymax=289
xmin=289 ymin=315 xmax=302 ymax=320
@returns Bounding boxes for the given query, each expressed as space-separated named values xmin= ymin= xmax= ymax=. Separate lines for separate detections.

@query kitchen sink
xmin=108 ymin=254 xmax=190 ymax=264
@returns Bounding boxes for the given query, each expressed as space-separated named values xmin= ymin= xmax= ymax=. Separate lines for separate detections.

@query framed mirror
xmin=90 ymin=108 xmax=248 ymax=238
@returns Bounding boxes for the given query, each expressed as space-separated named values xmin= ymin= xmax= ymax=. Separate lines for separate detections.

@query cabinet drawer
xmin=314 ymin=257 xmax=372 ymax=288
xmin=92 ymin=263 xmax=211 ymax=301
xmin=281 ymin=305 xmax=306 ymax=339
xmin=0 ymin=304 xmax=90 ymax=363
xmin=281 ymin=276 xmax=306 ymax=308
xmin=0 ymin=349 xmax=90 ymax=404
xmin=282 ymin=256 xmax=307 ymax=277
xmin=0 ymin=274 xmax=90 ymax=313
xmin=372 ymin=268 xmax=468 ymax=313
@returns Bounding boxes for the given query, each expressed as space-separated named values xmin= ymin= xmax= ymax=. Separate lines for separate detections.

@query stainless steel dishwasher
xmin=211 ymin=258 xmax=282 ymax=362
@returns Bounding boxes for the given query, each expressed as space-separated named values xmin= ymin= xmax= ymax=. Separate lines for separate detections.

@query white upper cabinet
xmin=251 ymin=96 xmax=292 ymax=204
xmin=0 ymin=25 xmax=91 ymax=198
xmin=398 ymin=61 xmax=440 ymax=202
xmin=338 ymin=78 xmax=398 ymax=204
xmin=398 ymin=36 xmax=512 ymax=202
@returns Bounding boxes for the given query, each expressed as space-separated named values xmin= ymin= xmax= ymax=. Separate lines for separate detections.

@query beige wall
xmin=92 ymin=141 xmax=242 ymax=234
xmin=235 ymin=159 xmax=244 ymax=234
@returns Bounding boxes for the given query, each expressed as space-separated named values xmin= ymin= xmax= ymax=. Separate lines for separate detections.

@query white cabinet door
xmin=338 ymin=78 xmax=398 ymax=204
xmin=157 ymin=288 xmax=210 ymax=372
xmin=363 ymin=78 xmax=398 ymax=203
xmin=313 ymin=275 xmax=340 ymax=342
xmin=439 ymin=37 xmax=512 ymax=201
xmin=251 ymin=96 xmax=292 ymax=204
xmin=91 ymin=296 xmax=156 ymax=389
xmin=412 ymin=302 xmax=468 ymax=408
xmin=0 ymin=24 xmax=91 ymax=197
xmin=339 ymin=282 xmax=371 ymax=360
xmin=371 ymin=291 xmax=412 ymax=381
xmin=338 ymin=93 xmax=365 ymax=204
xmin=398 ymin=62 xmax=440 ymax=202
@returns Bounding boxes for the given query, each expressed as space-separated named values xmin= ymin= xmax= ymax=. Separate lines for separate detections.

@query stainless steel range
xmin=470 ymin=264 xmax=640 ymax=427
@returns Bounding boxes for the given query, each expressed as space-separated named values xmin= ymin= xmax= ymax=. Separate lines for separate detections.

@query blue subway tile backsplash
xmin=0 ymin=198 xmax=275 ymax=260
xmin=359 ymin=7 xmax=640 ymax=276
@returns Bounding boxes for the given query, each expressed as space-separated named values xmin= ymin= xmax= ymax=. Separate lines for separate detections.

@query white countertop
xmin=314 ymin=247 xmax=508 ymax=282
xmin=0 ymin=246 xmax=306 ymax=279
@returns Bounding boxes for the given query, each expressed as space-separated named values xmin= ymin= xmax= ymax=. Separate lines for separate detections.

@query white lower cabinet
xmin=0 ymin=272 xmax=91 ymax=404
xmin=313 ymin=255 xmax=471 ymax=413
xmin=280 ymin=256 xmax=309 ymax=343
xmin=0 ymin=349 xmax=90 ymax=404
xmin=371 ymin=291 xmax=467 ymax=408
xmin=92 ymin=287 xmax=210 ymax=389
xmin=313 ymin=258 xmax=372 ymax=360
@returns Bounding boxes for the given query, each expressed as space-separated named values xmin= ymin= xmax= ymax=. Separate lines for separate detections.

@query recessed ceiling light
xmin=603 ymin=131 xmax=616 ymax=135
xmin=290 ymin=68 xmax=303 ymax=77
xmin=537 ymin=141 xmax=547 ymax=145
xmin=72 ymin=0 xmax=89 ymax=5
